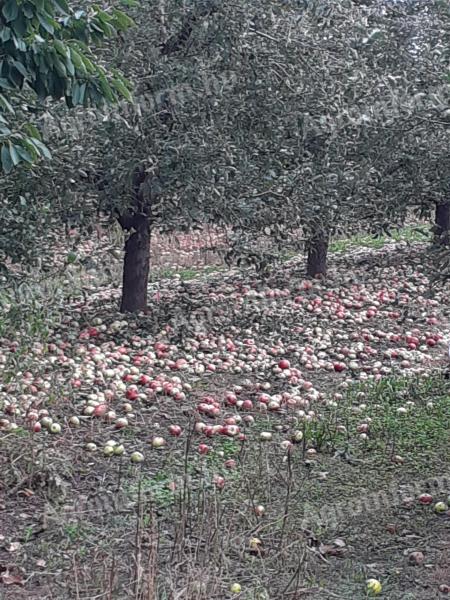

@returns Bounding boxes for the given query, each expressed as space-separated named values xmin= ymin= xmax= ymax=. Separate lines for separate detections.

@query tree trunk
xmin=118 ymin=164 xmax=157 ymax=313
xmin=120 ymin=223 xmax=151 ymax=313
xmin=434 ymin=202 xmax=450 ymax=246
xmin=306 ymin=233 xmax=329 ymax=278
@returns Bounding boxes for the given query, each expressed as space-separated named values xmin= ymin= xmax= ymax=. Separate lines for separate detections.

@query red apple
xmin=93 ymin=403 xmax=108 ymax=417
xmin=241 ymin=399 xmax=253 ymax=411
xmin=126 ymin=388 xmax=139 ymax=400
xmin=418 ymin=493 xmax=433 ymax=505
xmin=198 ymin=444 xmax=210 ymax=455
xmin=168 ymin=425 xmax=182 ymax=437
xmin=278 ymin=359 xmax=290 ymax=370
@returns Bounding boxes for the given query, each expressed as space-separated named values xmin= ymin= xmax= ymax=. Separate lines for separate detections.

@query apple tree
xmin=2 ymin=0 xmax=449 ymax=311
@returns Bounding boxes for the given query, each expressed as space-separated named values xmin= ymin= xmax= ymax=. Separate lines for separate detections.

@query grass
xmin=126 ymin=472 xmax=176 ymax=509
xmin=294 ymin=375 xmax=450 ymax=475
xmin=150 ymin=264 xmax=225 ymax=282
xmin=330 ymin=224 xmax=432 ymax=253
xmin=2 ymin=368 xmax=450 ymax=599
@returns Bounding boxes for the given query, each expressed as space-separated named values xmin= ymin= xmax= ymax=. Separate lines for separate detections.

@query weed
xmin=126 ymin=472 xmax=176 ymax=509
xmin=64 ymin=523 xmax=86 ymax=543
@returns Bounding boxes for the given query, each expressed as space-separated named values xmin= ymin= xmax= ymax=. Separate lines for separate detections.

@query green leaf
xmin=0 ymin=27 xmax=11 ymax=42
xmin=20 ymin=138 xmax=39 ymax=160
xmin=1 ymin=144 xmax=13 ymax=173
xmin=22 ymin=4 xmax=34 ymax=18
xmin=92 ymin=18 xmax=115 ymax=38
xmin=10 ymin=11 xmax=27 ymax=36
xmin=80 ymin=54 xmax=96 ymax=74
xmin=0 ymin=92 xmax=14 ymax=112
xmin=112 ymin=7 xmax=135 ymax=26
xmin=96 ymin=10 xmax=113 ymax=24
xmin=15 ymin=145 xmax=33 ymax=163
xmin=7 ymin=64 xmax=23 ymax=87
xmin=65 ymin=56 xmax=74 ymax=76
xmin=12 ymin=60 xmax=30 ymax=79
xmin=68 ymin=48 xmax=87 ymax=75
xmin=71 ymin=81 xmax=86 ymax=105
xmin=53 ymin=57 xmax=67 ymax=78
xmin=2 ymin=0 xmax=19 ymax=23
xmin=23 ymin=123 xmax=41 ymax=140
xmin=97 ymin=73 xmax=115 ymax=102
xmin=37 ymin=13 xmax=55 ymax=34
xmin=29 ymin=137 xmax=51 ymax=159
xmin=53 ymin=39 xmax=69 ymax=58
xmin=12 ymin=36 xmax=26 ymax=51
xmin=53 ymin=0 xmax=69 ymax=14
xmin=8 ymin=142 xmax=20 ymax=165
xmin=111 ymin=77 xmax=132 ymax=102
xmin=0 ymin=77 xmax=15 ymax=91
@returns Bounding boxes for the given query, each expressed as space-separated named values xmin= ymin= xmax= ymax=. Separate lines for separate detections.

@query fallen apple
xmin=418 ymin=493 xmax=433 ymax=505
xmin=152 ymin=436 xmax=166 ymax=448
xmin=366 ymin=578 xmax=382 ymax=595
xmin=130 ymin=451 xmax=144 ymax=463
xmin=114 ymin=444 xmax=125 ymax=456
xmin=434 ymin=501 xmax=448 ymax=514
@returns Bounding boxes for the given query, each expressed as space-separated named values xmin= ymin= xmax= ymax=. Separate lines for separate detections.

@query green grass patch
xmin=330 ymin=224 xmax=431 ymax=253
xmin=304 ymin=374 xmax=450 ymax=463
xmin=126 ymin=472 xmax=176 ymax=509
xmin=150 ymin=264 xmax=224 ymax=282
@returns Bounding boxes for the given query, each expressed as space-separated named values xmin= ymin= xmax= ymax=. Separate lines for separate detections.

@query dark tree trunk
xmin=434 ymin=202 xmax=450 ymax=246
xmin=120 ymin=221 xmax=151 ymax=313
xmin=118 ymin=165 xmax=157 ymax=313
xmin=306 ymin=233 xmax=329 ymax=278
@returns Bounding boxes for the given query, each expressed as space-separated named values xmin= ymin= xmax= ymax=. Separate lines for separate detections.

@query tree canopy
xmin=1 ymin=0 xmax=449 ymax=306
xmin=0 ymin=0 xmax=133 ymax=172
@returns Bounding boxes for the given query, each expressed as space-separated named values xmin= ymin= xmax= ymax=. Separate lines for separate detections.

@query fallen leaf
xmin=7 ymin=542 xmax=21 ymax=553
xmin=36 ymin=559 xmax=46 ymax=568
